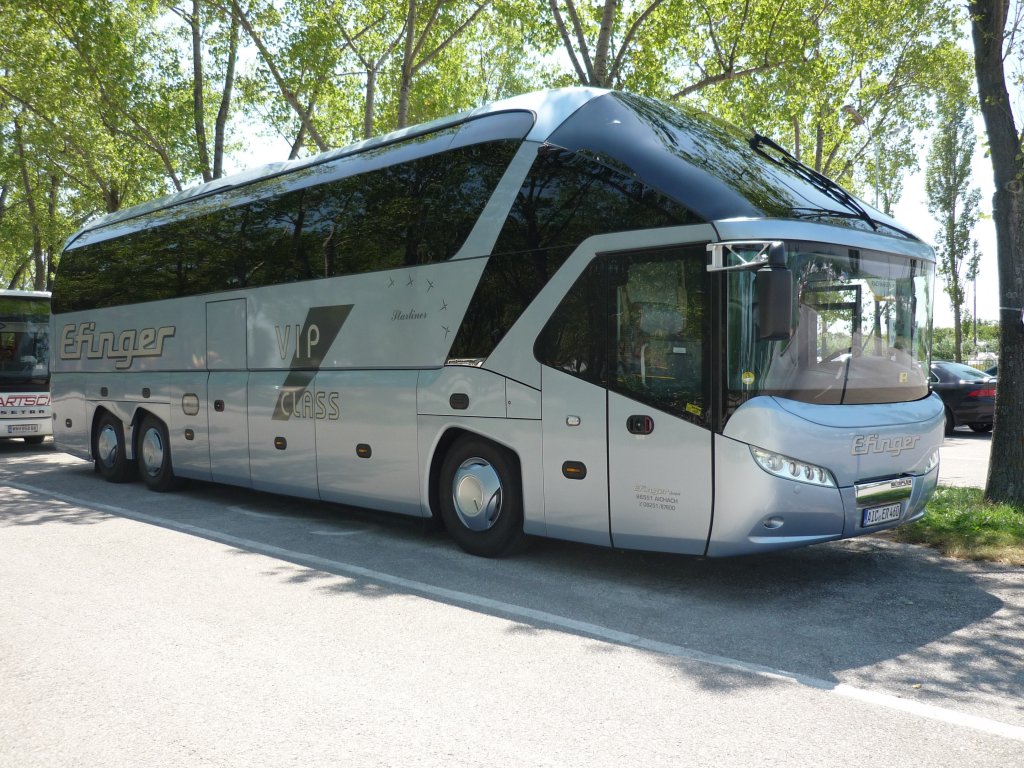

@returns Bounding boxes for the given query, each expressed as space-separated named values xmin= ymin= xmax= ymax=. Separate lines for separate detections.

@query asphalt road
xmin=2 ymin=435 xmax=1020 ymax=767
xmin=938 ymin=427 xmax=992 ymax=488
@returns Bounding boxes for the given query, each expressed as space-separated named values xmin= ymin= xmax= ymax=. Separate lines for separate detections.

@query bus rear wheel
xmin=439 ymin=436 xmax=524 ymax=558
xmin=94 ymin=412 xmax=135 ymax=483
xmin=137 ymin=415 xmax=181 ymax=492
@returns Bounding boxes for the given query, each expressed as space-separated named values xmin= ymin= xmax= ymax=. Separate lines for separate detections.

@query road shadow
xmin=0 ymin=437 xmax=55 ymax=454
xmin=5 ymin=452 xmax=1021 ymax=719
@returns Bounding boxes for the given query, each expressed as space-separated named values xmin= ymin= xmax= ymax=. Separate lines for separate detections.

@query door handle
xmin=626 ymin=415 xmax=654 ymax=435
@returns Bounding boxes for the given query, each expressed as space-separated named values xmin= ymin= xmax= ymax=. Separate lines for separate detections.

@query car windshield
xmin=726 ymin=240 xmax=932 ymax=409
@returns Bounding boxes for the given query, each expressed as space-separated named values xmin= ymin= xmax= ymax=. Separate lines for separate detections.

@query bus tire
xmin=438 ymin=436 xmax=524 ymax=558
xmin=137 ymin=415 xmax=181 ymax=492
xmin=94 ymin=412 xmax=135 ymax=483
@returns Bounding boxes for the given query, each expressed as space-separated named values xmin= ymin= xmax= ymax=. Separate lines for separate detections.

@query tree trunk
xmin=593 ymin=0 xmax=617 ymax=87
xmin=397 ymin=0 xmax=417 ymax=129
xmin=213 ymin=4 xmax=239 ymax=179
xmin=191 ymin=0 xmax=213 ymax=182
xmin=364 ymin=67 xmax=377 ymax=139
xmin=953 ymin=294 xmax=963 ymax=362
xmin=44 ymin=175 xmax=59 ymax=291
xmin=13 ymin=118 xmax=44 ymax=290
xmin=970 ymin=0 xmax=1024 ymax=504
xmin=949 ymin=213 xmax=964 ymax=362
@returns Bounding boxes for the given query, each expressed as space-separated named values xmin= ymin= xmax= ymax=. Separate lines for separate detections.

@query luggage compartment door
xmin=207 ymin=299 xmax=251 ymax=487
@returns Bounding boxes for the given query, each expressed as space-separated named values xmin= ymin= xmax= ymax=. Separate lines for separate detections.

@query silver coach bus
xmin=51 ymin=88 xmax=943 ymax=557
xmin=1 ymin=289 xmax=51 ymax=444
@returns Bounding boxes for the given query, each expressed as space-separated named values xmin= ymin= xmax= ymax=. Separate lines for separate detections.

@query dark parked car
xmin=986 ymin=364 xmax=998 ymax=376
xmin=929 ymin=361 xmax=996 ymax=435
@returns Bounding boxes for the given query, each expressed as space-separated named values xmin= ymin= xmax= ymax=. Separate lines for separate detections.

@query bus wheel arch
xmin=135 ymin=411 xmax=181 ymax=492
xmin=92 ymin=408 xmax=135 ymax=483
xmin=434 ymin=430 xmax=525 ymax=557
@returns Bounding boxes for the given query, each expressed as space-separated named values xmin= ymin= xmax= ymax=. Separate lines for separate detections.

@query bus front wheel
xmin=439 ymin=436 xmax=524 ymax=558
xmin=94 ymin=412 xmax=135 ymax=483
xmin=137 ymin=415 xmax=181 ymax=492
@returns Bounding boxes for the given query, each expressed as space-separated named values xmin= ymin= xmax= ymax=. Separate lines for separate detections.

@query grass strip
xmin=887 ymin=486 xmax=1024 ymax=565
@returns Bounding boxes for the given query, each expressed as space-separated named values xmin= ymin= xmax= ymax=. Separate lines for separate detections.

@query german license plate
xmin=6 ymin=424 xmax=38 ymax=435
xmin=862 ymin=502 xmax=902 ymax=527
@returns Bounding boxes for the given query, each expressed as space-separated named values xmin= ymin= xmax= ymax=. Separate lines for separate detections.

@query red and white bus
xmin=0 ymin=290 xmax=51 ymax=444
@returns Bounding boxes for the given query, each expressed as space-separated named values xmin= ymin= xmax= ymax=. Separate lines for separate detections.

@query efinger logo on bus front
xmin=851 ymin=433 xmax=920 ymax=457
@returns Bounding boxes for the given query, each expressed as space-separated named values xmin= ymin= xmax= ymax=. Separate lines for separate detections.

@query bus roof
xmin=65 ymin=89 xmax=605 ymax=247
xmin=65 ymin=88 xmax=926 ymax=254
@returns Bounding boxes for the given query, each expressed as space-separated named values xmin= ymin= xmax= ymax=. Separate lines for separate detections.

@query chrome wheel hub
xmin=97 ymin=425 xmax=119 ymax=469
xmin=452 ymin=457 xmax=503 ymax=532
xmin=140 ymin=427 xmax=165 ymax=477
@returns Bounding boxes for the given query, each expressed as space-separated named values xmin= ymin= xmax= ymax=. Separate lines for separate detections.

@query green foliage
xmin=926 ymin=92 xmax=982 ymax=361
xmin=0 ymin=0 xmax=979 ymax=290
xmin=931 ymin=321 xmax=999 ymax=364
xmin=889 ymin=486 xmax=1024 ymax=565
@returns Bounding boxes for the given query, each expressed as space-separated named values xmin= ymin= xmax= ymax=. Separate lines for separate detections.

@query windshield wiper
xmin=750 ymin=134 xmax=878 ymax=231
xmin=790 ymin=207 xmax=915 ymax=240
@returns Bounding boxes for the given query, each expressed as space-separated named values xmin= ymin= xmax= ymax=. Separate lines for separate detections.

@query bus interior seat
xmin=621 ymin=261 xmax=696 ymax=391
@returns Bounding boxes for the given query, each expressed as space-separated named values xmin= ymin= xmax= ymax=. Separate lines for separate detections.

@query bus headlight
xmin=750 ymin=446 xmax=836 ymax=488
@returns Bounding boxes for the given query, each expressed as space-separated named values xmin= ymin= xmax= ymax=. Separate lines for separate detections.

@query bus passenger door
xmin=607 ymin=393 xmax=712 ymax=555
xmin=604 ymin=247 xmax=713 ymax=555
xmin=207 ymin=299 xmax=251 ymax=487
xmin=536 ymin=244 xmax=712 ymax=551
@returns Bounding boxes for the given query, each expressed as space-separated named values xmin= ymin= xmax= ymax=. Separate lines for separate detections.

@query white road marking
xmin=6 ymin=478 xmax=1024 ymax=743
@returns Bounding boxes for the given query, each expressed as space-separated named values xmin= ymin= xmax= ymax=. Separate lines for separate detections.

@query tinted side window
xmin=493 ymin=148 xmax=700 ymax=255
xmin=448 ymin=250 xmax=573 ymax=361
xmin=534 ymin=257 xmax=607 ymax=384
xmin=536 ymin=246 xmax=708 ymax=424
xmin=54 ymin=140 xmax=520 ymax=312
xmin=307 ymin=140 xmax=519 ymax=278
xmin=448 ymin=149 xmax=700 ymax=361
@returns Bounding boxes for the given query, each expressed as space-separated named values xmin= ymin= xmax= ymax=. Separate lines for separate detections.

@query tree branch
xmin=414 ymin=1 xmax=492 ymax=73
xmin=672 ymin=61 xmax=778 ymax=98
xmin=231 ymin=0 xmax=329 ymax=151
xmin=562 ymin=0 xmax=596 ymax=83
xmin=610 ymin=1 xmax=665 ymax=85
xmin=548 ymin=0 xmax=589 ymax=84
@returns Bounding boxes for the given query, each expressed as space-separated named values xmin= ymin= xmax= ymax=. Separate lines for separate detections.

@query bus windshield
xmin=726 ymin=241 xmax=932 ymax=408
xmin=0 ymin=296 xmax=50 ymax=390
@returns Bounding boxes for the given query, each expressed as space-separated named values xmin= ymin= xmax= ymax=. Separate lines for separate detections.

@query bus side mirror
xmin=756 ymin=268 xmax=793 ymax=341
